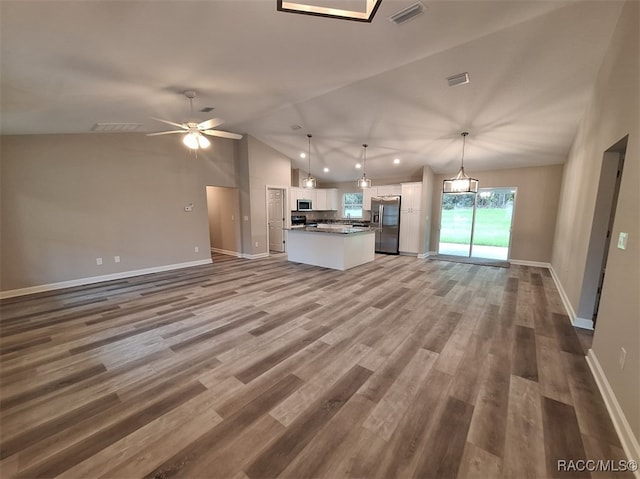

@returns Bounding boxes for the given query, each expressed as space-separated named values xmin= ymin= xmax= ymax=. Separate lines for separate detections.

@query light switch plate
xmin=617 ymin=232 xmax=628 ymax=250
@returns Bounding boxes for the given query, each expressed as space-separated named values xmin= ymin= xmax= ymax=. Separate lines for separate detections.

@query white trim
xmin=586 ymin=350 xmax=640 ymax=473
xmin=211 ymin=247 xmax=242 ymax=258
xmin=241 ymin=252 xmax=270 ymax=260
xmin=548 ymin=264 xmax=578 ymax=325
xmin=574 ymin=316 xmax=595 ymax=330
xmin=0 ymin=259 xmax=212 ymax=299
xmin=509 ymin=259 xmax=551 ymax=268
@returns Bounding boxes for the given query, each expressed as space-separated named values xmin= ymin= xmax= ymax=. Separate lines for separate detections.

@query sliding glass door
xmin=438 ymin=193 xmax=475 ymax=257
xmin=438 ymin=188 xmax=516 ymax=260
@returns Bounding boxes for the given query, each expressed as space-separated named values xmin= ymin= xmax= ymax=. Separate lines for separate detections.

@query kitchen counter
xmin=287 ymin=227 xmax=375 ymax=271
xmin=288 ymin=226 xmax=371 ymax=235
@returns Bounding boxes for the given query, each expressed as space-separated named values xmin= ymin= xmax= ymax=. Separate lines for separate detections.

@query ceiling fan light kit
xmin=148 ymin=90 xmax=242 ymax=150
xmin=356 ymin=143 xmax=372 ymax=189
xmin=443 ymin=132 xmax=479 ymax=194
xmin=302 ymin=133 xmax=316 ymax=189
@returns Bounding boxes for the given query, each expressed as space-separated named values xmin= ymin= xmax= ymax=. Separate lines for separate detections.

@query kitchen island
xmin=287 ymin=226 xmax=375 ymax=271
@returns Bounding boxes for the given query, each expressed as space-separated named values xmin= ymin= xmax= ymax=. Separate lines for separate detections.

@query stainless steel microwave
xmin=297 ymin=199 xmax=312 ymax=211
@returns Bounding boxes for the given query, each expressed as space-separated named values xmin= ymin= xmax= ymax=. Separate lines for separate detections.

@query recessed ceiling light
xmin=323 ymin=167 xmax=329 ymax=173
xmin=300 ymin=152 xmax=306 ymax=158
xmin=355 ymin=163 xmax=362 ymax=169
xmin=394 ymin=158 xmax=400 ymax=164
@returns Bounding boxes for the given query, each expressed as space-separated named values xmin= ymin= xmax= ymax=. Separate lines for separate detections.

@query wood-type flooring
xmin=0 ymin=253 xmax=631 ymax=478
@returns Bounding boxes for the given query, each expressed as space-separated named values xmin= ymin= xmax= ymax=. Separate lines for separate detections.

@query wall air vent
xmin=91 ymin=123 xmax=142 ymax=132
xmin=389 ymin=2 xmax=425 ymax=25
xmin=447 ymin=72 xmax=470 ymax=87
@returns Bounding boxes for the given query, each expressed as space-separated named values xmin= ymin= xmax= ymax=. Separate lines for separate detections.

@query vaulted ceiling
xmin=0 ymin=1 xmax=624 ymax=181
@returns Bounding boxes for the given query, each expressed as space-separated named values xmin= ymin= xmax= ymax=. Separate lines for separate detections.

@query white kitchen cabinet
xmin=315 ymin=189 xmax=327 ymax=210
xmin=399 ymin=182 xmax=423 ymax=254
xmin=400 ymin=182 xmax=422 ymax=212
xmin=377 ymin=184 xmax=402 ymax=196
xmin=326 ymin=188 xmax=339 ymax=211
xmin=289 ymin=187 xmax=300 ymax=210
xmin=362 ymin=187 xmax=377 ymax=210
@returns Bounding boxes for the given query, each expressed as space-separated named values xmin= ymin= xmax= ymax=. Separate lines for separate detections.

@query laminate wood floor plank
xmin=0 ymin=255 xmax=626 ymax=479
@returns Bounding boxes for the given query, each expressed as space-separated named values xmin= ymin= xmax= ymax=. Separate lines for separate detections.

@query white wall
xmin=0 ymin=133 xmax=237 ymax=293
xmin=552 ymin=0 xmax=639 ymax=447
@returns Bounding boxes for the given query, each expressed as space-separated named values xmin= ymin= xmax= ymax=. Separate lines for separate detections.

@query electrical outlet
xmin=114 ymin=256 xmax=120 ymax=263
xmin=96 ymin=257 xmax=103 ymax=265
xmin=619 ymin=347 xmax=627 ymax=370
xmin=194 ymin=246 xmax=199 ymax=253
xmin=255 ymin=242 xmax=259 ymax=247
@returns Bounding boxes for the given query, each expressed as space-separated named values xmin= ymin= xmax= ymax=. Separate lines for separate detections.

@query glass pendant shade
xmin=303 ymin=133 xmax=316 ymax=188
xmin=357 ymin=176 xmax=372 ymax=189
xmin=183 ymin=132 xmax=210 ymax=150
xmin=302 ymin=176 xmax=317 ymax=188
xmin=183 ymin=132 xmax=200 ymax=149
xmin=357 ymin=143 xmax=372 ymax=189
xmin=443 ymin=132 xmax=478 ymax=193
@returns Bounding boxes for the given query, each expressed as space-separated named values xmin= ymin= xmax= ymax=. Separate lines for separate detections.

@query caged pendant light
xmin=443 ymin=131 xmax=478 ymax=193
xmin=356 ymin=143 xmax=372 ymax=189
xmin=302 ymin=134 xmax=316 ymax=189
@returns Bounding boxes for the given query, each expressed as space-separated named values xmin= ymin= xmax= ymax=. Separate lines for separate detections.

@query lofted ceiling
xmin=0 ymin=0 xmax=624 ymax=182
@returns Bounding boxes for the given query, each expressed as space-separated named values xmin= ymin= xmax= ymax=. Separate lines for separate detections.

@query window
xmin=343 ymin=192 xmax=363 ymax=218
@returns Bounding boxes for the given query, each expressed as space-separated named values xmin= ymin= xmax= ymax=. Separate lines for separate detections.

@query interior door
xmin=268 ymin=189 xmax=284 ymax=253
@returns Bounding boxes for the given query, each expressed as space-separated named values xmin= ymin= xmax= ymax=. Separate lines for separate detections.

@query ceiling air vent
xmin=200 ymin=107 xmax=214 ymax=113
xmin=91 ymin=123 xmax=142 ymax=132
xmin=447 ymin=72 xmax=470 ymax=87
xmin=389 ymin=2 xmax=425 ymax=25
xmin=290 ymin=124 xmax=302 ymax=131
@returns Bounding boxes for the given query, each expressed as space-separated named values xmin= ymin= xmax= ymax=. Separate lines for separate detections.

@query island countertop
xmin=286 ymin=226 xmax=375 ymax=270
xmin=288 ymin=226 xmax=372 ymax=235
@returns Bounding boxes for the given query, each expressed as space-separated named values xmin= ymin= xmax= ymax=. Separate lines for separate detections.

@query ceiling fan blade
xmin=202 ymin=129 xmax=243 ymax=140
xmin=197 ymin=118 xmax=224 ymax=130
xmin=147 ymin=130 xmax=185 ymax=136
xmin=150 ymin=117 xmax=188 ymax=130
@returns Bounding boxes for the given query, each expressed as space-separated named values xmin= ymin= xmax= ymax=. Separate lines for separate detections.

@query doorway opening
xmin=438 ymin=187 xmax=516 ymax=261
xmin=205 ymin=186 xmax=241 ymax=259
xmin=267 ymin=188 xmax=286 ymax=254
xmin=576 ymin=135 xmax=627 ymax=330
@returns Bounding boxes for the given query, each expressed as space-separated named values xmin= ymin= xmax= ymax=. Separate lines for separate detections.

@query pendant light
xmin=443 ymin=131 xmax=478 ymax=193
xmin=356 ymin=143 xmax=372 ymax=189
xmin=302 ymin=134 xmax=316 ymax=189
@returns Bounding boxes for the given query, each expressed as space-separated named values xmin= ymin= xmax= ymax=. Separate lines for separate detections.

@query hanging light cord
xmin=307 ymin=134 xmax=312 ymax=176
xmin=460 ymin=132 xmax=468 ymax=169
xmin=362 ymin=144 xmax=368 ymax=176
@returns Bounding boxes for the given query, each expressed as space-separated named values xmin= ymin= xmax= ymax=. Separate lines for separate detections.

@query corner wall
xmin=430 ymin=164 xmax=563 ymax=263
xmin=0 ymin=133 xmax=237 ymax=294
xmin=551 ymin=0 xmax=639 ymax=449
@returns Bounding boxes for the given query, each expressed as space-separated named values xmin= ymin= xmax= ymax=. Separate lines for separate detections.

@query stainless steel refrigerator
xmin=371 ymin=196 xmax=401 ymax=254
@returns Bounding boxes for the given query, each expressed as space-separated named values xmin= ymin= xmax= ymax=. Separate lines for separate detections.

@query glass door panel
xmin=438 ymin=193 xmax=475 ymax=257
xmin=470 ymin=188 xmax=515 ymax=260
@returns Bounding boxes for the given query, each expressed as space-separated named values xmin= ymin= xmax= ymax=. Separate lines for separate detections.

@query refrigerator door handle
xmin=379 ymin=205 xmax=384 ymax=229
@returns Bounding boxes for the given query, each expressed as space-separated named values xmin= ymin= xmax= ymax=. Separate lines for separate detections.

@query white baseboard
xmin=548 ymin=264 xmax=578 ymax=326
xmin=0 ymin=259 xmax=213 ymax=299
xmin=241 ymin=252 xmax=269 ymax=260
xmin=586 ymin=350 xmax=640 ymax=473
xmin=574 ymin=316 xmax=595 ymax=330
xmin=509 ymin=259 xmax=551 ymax=268
xmin=211 ymin=247 xmax=242 ymax=258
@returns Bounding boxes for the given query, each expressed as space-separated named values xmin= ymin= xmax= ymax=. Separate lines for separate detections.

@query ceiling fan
xmin=147 ymin=90 xmax=242 ymax=149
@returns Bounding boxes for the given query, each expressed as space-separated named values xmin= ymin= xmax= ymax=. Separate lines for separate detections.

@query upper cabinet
xmin=400 ymin=182 xmax=422 ymax=212
xmin=363 ymin=184 xmax=402 ymax=210
xmin=289 ymin=187 xmax=338 ymax=211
